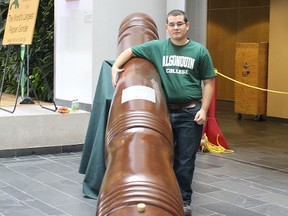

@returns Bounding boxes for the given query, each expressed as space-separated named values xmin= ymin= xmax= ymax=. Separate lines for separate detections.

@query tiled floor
xmin=0 ymin=152 xmax=96 ymax=216
xmin=1 ymin=101 xmax=288 ymax=216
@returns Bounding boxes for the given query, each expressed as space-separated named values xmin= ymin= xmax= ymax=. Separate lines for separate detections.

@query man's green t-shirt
xmin=131 ymin=39 xmax=216 ymax=103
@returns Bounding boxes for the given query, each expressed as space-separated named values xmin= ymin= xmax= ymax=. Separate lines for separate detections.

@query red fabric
xmin=202 ymin=78 xmax=229 ymax=149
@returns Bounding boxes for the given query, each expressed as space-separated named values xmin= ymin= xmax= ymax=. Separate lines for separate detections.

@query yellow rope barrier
xmin=201 ymin=133 xmax=234 ymax=154
xmin=215 ymin=70 xmax=288 ymax=95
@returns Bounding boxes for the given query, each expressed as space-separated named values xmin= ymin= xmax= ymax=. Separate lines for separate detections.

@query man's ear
xmin=186 ymin=22 xmax=190 ymax=30
xmin=166 ymin=24 xmax=169 ymax=31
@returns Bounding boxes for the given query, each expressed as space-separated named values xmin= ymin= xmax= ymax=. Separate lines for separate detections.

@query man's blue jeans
xmin=169 ymin=102 xmax=203 ymax=205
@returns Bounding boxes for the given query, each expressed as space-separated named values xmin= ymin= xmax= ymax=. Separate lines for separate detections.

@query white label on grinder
xmin=121 ymin=85 xmax=156 ymax=103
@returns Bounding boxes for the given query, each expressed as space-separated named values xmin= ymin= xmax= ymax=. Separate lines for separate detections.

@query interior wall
xmin=55 ymin=1 xmax=93 ymax=104
xmin=92 ymin=0 xmax=167 ymax=103
xmin=267 ymin=0 xmax=288 ymax=118
xmin=207 ymin=0 xmax=270 ymax=101
xmin=55 ymin=0 xmax=167 ymax=107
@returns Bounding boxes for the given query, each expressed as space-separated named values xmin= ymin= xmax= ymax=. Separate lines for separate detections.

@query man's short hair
xmin=166 ymin=9 xmax=188 ymax=23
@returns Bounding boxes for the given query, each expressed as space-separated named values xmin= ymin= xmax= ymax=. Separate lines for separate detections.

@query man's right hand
xmin=111 ymin=48 xmax=134 ymax=88
xmin=111 ymin=66 xmax=125 ymax=88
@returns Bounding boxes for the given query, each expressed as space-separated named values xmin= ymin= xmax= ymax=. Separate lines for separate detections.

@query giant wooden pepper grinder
xmin=95 ymin=13 xmax=183 ymax=216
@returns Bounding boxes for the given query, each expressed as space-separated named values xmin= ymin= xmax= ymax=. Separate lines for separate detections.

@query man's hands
xmin=195 ymin=77 xmax=215 ymax=125
xmin=111 ymin=66 xmax=124 ymax=88
xmin=111 ymin=48 xmax=134 ymax=88
xmin=194 ymin=109 xmax=207 ymax=125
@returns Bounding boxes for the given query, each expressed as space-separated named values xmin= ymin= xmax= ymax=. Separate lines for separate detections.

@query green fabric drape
xmin=79 ymin=60 xmax=114 ymax=199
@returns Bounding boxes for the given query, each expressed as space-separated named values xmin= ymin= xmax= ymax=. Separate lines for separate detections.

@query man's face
xmin=166 ymin=15 xmax=189 ymax=42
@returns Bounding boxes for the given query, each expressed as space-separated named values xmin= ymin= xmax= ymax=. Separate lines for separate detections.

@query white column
xmin=187 ymin=0 xmax=208 ymax=46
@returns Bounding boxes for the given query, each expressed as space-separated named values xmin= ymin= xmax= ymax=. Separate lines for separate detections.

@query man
xmin=112 ymin=9 xmax=216 ymax=216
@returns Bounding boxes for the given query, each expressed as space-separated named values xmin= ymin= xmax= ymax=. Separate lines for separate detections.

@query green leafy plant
xmin=0 ymin=0 xmax=9 ymax=71
xmin=0 ymin=0 xmax=54 ymax=102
